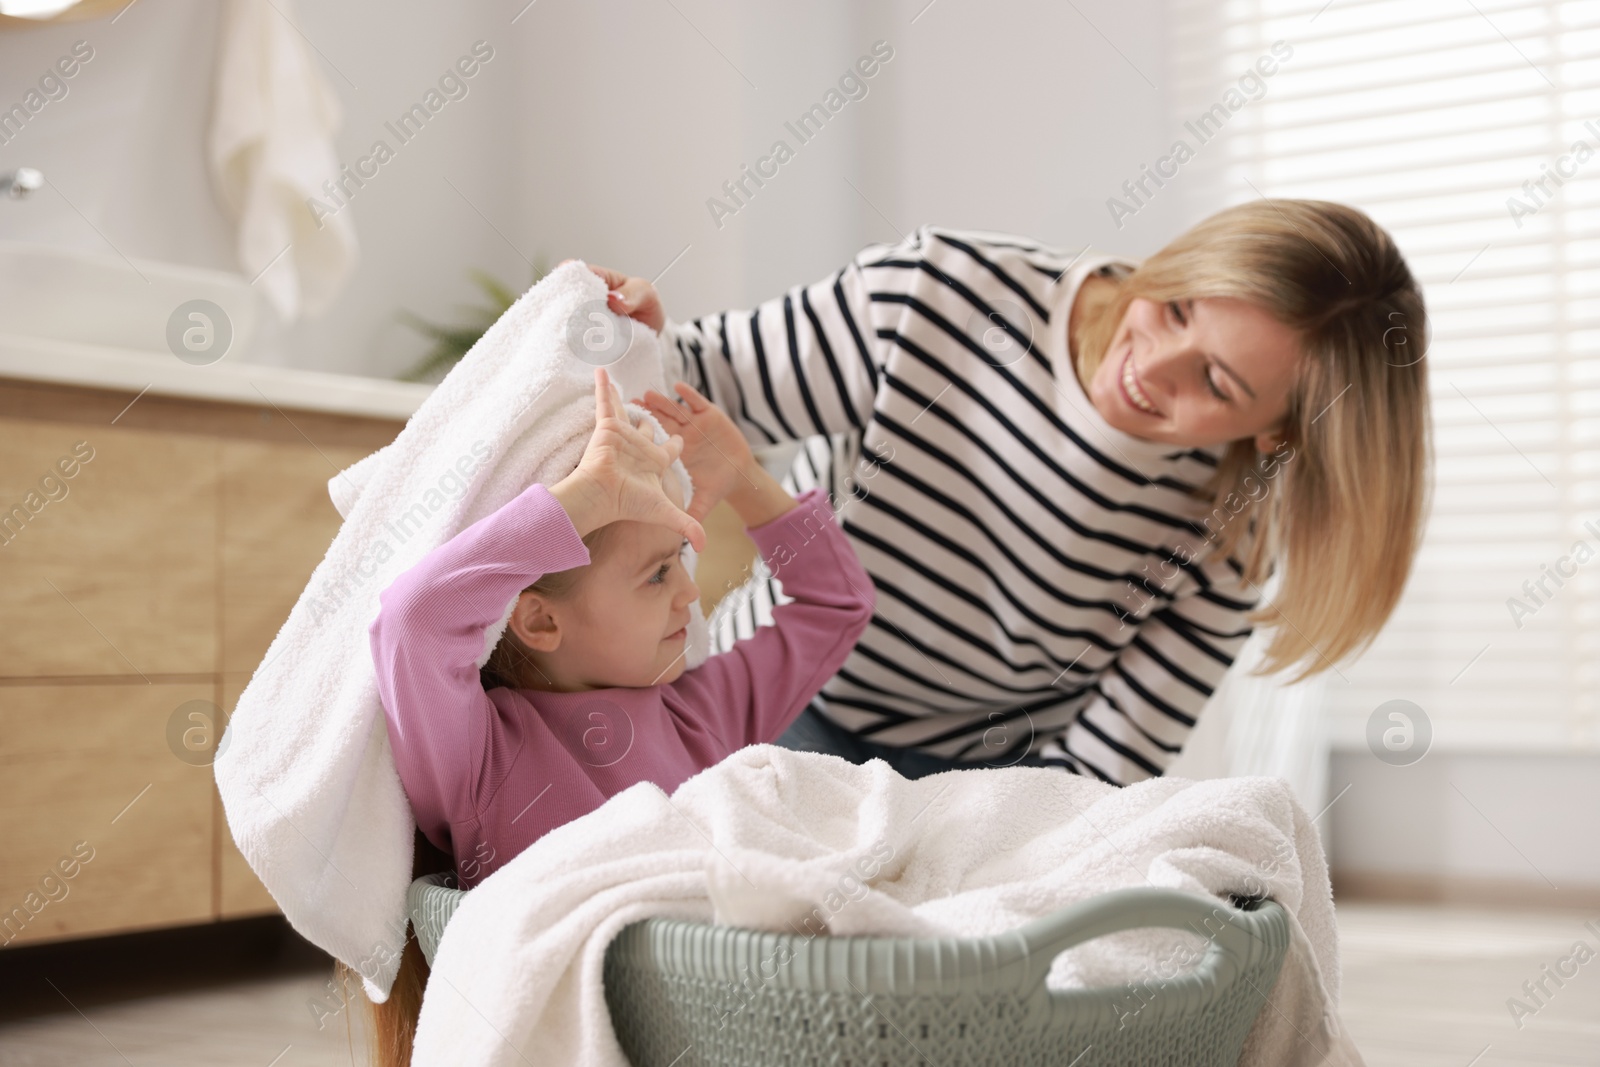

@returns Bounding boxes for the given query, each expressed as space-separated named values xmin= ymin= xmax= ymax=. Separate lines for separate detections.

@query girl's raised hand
xmin=554 ymin=368 xmax=706 ymax=551
xmin=634 ymin=381 xmax=757 ymax=523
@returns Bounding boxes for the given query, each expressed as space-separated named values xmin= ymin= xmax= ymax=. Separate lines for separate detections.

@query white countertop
xmin=0 ymin=333 xmax=434 ymax=421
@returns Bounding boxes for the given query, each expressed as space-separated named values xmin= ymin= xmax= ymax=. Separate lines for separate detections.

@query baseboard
xmin=1332 ymin=869 xmax=1600 ymax=911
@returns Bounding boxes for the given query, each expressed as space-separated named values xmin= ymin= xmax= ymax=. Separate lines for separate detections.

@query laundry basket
xmin=406 ymin=874 xmax=1289 ymax=1066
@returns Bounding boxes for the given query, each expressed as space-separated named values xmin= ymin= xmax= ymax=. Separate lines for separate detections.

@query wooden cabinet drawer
xmin=0 ymin=683 xmax=216 ymax=945
xmin=0 ymin=418 xmax=218 ymax=678
xmin=214 ymin=440 xmax=371 ymax=916
xmin=220 ymin=439 xmax=371 ymax=675
xmin=0 ymin=379 xmax=407 ymax=945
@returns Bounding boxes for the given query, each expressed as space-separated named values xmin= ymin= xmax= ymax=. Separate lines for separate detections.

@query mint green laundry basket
xmin=406 ymin=874 xmax=1289 ymax=1066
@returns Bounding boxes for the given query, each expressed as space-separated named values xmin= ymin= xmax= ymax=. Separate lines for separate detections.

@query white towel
xmin=414 ymin=746 xmax=1366 ymax=1067
xmin=208 ymin=0 xmax=357 ymax=321
xmin=214 ymin=261 xmax=709 ymax=1000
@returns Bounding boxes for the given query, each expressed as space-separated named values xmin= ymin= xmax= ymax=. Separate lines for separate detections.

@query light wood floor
xmin=1337 ymin=902 xmax=1600 ymax=1066
xmin=1 ymin=903 xmax=1596 ymax=1065
xmin=0 ymin=975 xmax=366 ymax=1066
xmin=0 ymin=918 xmax=369 ymax=1067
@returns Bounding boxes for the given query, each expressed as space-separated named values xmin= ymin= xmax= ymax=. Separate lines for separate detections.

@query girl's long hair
xmin=479 ymin=522 xmax=614 ymax=691
xmin=1071 ymin=198 xmax=1432 ymax=681
xmin=349 ymin=524 xmax=614 ymax=1065
xmin=338 ymin=831 xmax=452 ymax=1067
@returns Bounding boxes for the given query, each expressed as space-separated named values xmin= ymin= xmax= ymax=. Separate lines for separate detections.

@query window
xmin=1168 ymin=0 xmax=1600 ymax=751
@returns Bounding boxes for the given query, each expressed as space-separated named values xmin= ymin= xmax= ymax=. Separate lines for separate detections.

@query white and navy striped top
xmin=660 ymin=224 xmax=1260 ymax=787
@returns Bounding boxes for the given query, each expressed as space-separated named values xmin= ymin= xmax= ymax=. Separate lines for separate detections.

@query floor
xmin=0 ymin=904 xmax=1596 ymax=1066
xmin=0 ymin=918 xmax=367 ymax=1066
xmin=1337 ymin=902 xmax=1600 ymax=1066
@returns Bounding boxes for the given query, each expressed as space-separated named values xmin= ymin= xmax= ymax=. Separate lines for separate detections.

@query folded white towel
xmin=415 ymin=746 xmax=1365 ymax=1067
xmin=214 ymin=261 xmax=708 ymax=1000
xmin=208 ymin=0 xmax=357 ymax=321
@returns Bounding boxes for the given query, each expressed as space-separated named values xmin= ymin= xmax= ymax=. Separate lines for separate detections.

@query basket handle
xmin=1000 ymin=886 xmax=1274 ymax=994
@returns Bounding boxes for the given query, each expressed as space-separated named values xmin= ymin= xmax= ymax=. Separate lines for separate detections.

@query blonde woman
xmin=586 ymin=198 xmax=1430 ymax=786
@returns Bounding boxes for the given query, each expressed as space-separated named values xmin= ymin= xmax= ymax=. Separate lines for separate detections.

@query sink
xmin=0 ymin=242 xmax=432 ymax=420
xmin=0 ymin=241 xmax=258 ymax=356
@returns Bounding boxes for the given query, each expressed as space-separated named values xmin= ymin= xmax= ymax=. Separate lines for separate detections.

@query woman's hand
xmin=634 ymin=381 xmax=759 ymax=523
xmin=550 ymin=368 xmax=706 ymax=551
xmin=557 ymin=259 xmax=664 ymax=333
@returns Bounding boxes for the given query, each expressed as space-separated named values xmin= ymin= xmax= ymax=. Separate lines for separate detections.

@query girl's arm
xmin=371 ymin=366 xmax=697 ymax=845
xmin=668 ymin=479 xmax=875 ymax=751
xmin=637 ymin=379 xmax=874 ymax=748
xmin=368 ymin=482 xmax=590 ymax=843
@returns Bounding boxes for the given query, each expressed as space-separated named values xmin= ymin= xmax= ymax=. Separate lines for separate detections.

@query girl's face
xmin=509 ymin=479 xmax=701 ymax=692
xmin=1085 ymin=295 xmax=1303 ymax=451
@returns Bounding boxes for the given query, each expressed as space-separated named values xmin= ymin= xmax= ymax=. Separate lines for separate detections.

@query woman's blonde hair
xmin=1071 ymin=198 xmax=1432 ymax=681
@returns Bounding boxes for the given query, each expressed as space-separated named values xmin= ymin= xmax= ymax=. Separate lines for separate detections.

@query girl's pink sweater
xmin=369 ymin=484 xmax=873 ymax=887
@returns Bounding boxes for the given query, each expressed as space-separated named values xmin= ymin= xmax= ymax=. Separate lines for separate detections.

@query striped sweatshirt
xmin=659 ymin=224 xmax=1261 ymax=787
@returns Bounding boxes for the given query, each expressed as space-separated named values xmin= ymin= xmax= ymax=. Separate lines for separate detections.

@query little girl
xmin=369 ymin=367 xmax=874 ymax=888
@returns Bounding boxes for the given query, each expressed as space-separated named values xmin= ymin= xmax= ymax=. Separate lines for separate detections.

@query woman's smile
xmin=1118 ymin=343 xmax=1162 ymax=416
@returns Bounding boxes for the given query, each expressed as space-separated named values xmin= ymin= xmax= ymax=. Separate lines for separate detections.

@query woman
xmin=586 ymin=198 xmax=1430 ymax=786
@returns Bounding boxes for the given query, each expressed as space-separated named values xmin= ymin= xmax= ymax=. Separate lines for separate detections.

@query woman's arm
xmin=1034 ymin=551 xmax=1261 ymax=785
xmin=668 ymin=484 xmax=875 ymax=751
xmin=658 ymin=239 xmax=902 ymax=447
xmin=594 ymin=228 xmax=936 ymax=449
xmin=368 ymin=482 xmax=591 ymax=842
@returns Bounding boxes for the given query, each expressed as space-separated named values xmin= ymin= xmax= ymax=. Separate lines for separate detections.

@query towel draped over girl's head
xmin=214 ymin=262 xmax=707 ymax=1000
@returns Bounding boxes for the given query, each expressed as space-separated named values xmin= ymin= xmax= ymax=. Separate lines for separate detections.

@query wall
xmin=1327 ymin=750 xmax=1600 ymax=900
xmin=2 ymin=0 xmax=1174 ymax=377
xmin=506 ymin=0 xmax=1180 ymax=325
xmin=0 ymin=0 xmax=521 ymax=379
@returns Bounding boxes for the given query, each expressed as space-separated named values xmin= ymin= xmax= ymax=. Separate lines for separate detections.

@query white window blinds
xmin=1167 ymin=0 xmax=1600 ymax=752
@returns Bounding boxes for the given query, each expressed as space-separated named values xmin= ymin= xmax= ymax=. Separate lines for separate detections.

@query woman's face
xmin=1085 ymin=294 xmax=1302 ymax=451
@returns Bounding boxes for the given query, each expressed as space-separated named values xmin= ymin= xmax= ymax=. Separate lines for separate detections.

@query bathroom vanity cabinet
xmin=0 ymin=376 xmax=405 ymax=945
xmin=0 ymin=370 xmax=759 ymax=946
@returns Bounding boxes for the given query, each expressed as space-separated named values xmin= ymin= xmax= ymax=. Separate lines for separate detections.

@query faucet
xmin=1 ymin=168 xmax=43 ymax=199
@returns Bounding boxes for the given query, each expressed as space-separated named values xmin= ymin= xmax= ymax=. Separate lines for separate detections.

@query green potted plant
xmin=398 ymin=261 xmax=548 ymax=383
